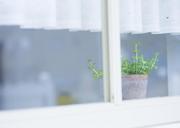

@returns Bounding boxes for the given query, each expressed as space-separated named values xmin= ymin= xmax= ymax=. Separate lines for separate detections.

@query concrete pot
xmin=122 ymin=75 xmax=148 ymax=100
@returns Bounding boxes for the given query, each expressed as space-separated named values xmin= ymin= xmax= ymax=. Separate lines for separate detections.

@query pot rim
xmin=122 ymin=74 xmax=148 ymax=79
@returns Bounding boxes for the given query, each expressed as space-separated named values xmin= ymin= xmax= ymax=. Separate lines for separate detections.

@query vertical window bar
xmin=102 ymin=0 xmax=111 ymax=102
xmin=102 ymin=0 xmax=122 ymax=103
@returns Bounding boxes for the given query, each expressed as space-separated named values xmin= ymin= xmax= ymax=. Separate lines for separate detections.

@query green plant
xmin=122 ymin=43 xmax=159 ymax=75
xmin=88 ymin=60 xmax=103 ymax=80
xmin=88 ymin=43 xmax=159 ymax=79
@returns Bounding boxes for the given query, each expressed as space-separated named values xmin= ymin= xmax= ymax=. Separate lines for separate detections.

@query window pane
xmin=167 ymin=34 xmax=180 ymax=96
xmin=0 ymin=27 xmax=103 ymax=110
xmin=0 ymin=0 xmax=104 ymax=110
xmin=119 ymin=0 xmax=180 ymax=100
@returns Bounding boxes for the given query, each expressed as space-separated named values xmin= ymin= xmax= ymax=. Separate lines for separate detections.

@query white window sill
xmin=0 ymin=97 xmax=180 ymax=128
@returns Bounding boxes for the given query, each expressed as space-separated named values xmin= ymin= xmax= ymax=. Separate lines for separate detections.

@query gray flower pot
xmin=122 ymin=75 xmax=148 ymax=100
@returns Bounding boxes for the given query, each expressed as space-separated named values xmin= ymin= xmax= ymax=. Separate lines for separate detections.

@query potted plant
xmin=88 ymin=43 xmax=159 ymax=100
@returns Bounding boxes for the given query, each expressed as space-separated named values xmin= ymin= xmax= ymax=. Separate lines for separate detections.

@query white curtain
xmin=159 ymin=0 xmax=180 ymax=33
xmin=120 ymin=0 xmax=180 ymax=34
xmin=0 ymin=0 xmax=180 ymax=33
xmin=0 ymin=0 xmax=22 ymax=25
xmin=20 ymin=0 xmax=57 ymax=29
xmin=120 ymin=0 xmax=142 ymax=33
xmin=0 ymin=0 xmax=102 ymax=31
xmin=81 ymin=0 xmax=101 ymax=32
xmin=141 ymin=0 xmax=160 ymax=33
xmin=56 ymin=0 xmax=82 ymax=30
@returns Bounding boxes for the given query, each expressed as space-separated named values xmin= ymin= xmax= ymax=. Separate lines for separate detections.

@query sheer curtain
xmin=20 ymin=0 xmax=57 ymax=29
xmin=0 ymin=0 xmax=180 ymax=33
xmin=120 ymin=0 xmax=180 ymax=34
xmin=0 ymin=0 xmax=102 ymax=31
xmin=0 ymin=0 xmax=22 ymax=25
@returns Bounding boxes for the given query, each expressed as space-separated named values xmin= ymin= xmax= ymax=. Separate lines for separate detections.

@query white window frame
xmin=1 ymin=0 xmax=180 ymax=128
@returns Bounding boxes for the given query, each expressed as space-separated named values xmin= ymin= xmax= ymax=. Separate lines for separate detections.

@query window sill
xmin=0 ymin=97 xmax=180 ymax=128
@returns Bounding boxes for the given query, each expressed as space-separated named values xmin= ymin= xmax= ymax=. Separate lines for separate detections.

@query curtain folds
xmin=81 ymin=0 xmax=101 ymax=31
xmin=0 ymin=0 xmax=22 ymax=25
xmin=120 ymin=0 xmax=180 ymax=34
xmin=0 ymin=0 xmax=180 ymax=33
xmin=56 ymin=0 xmax=82 ymax=30
xmin=0 ymin=0 xmax=102 ymax=31
xmin=21 ymin=0 xmax=57 ymax=29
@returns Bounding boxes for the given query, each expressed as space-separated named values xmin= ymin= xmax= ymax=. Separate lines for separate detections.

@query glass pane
xmin=0 ymin=0 xmax=104 ymax=110
xmin=167 ymin=34 xmax=180 ymax=96
xmin=120 ymin=0 xmax=180 ymax=100
xmin=0 ymin=27 xmax=103 ymax=110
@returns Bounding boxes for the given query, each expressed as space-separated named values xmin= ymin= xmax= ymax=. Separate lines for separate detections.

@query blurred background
xmin=0 ymin=26 xmax=180 ymax=109
xmin=0 ymin=26 xmax=104 ymax=110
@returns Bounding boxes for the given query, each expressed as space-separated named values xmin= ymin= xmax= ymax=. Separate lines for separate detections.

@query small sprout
xmin=88 ymin=60 xmax=103 ymax=80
